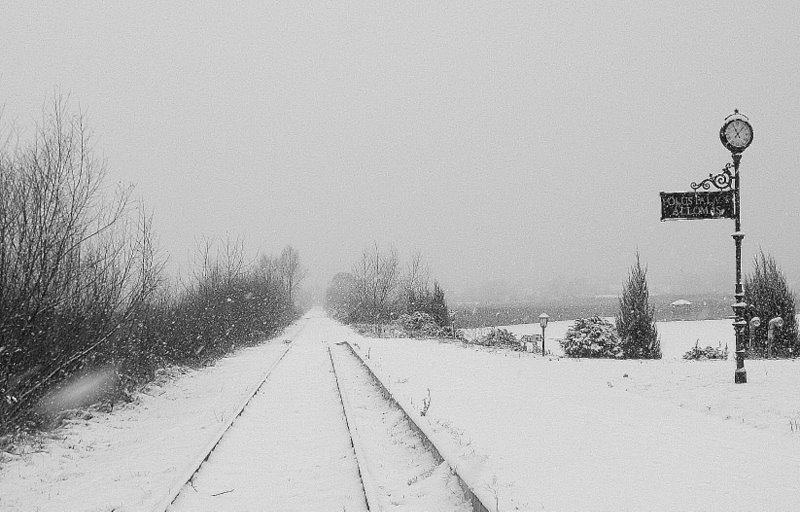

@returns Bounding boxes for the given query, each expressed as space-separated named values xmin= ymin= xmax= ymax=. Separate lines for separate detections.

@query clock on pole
xmin=659 ymin=109 xmax=755 ymax=383
xmin=719 ymin=109 xmax=753 ymax=154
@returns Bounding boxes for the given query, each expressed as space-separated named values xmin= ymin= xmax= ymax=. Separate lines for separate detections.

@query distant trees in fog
xmin=351 ymin=243 xmax=401 ymax=323
xmin=325 ymin=244 xmax=448 ymax=327
xmin=258 ymin=245 xmax=307 ymax=304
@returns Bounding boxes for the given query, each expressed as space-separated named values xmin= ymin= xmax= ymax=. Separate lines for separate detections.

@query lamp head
xmin=539 ymin=313 xmax=550 ymax=328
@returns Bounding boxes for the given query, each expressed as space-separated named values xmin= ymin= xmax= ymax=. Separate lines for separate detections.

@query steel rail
xmin=328 ymin=344 xmax=379 ymax=511
xmin=342 ymin=341 xmax=496 ymax=512
xmin=150 ymin=321 xmax=304 ymax=512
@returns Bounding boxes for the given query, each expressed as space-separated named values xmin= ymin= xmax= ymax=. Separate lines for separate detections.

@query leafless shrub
xmin=0 ymin=99 xmax=300 ymax=435
xmin=0 ymin=97 xmax=156 ymax=429
xmin=350 ymin=243 xmax=400 ymax=323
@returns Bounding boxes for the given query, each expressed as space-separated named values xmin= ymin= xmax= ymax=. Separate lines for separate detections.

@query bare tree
xmin=0 ymin=96 xmax=302 ymax=435
xmin=400 ymin=250 xmax=429 ymax=314
xmin=0 ymin=96 xmax=159 ymax=427
xmin=276 ymin=245 xmax=306 ymax=303
xmin=351 ymin=243 xmax=400 ymax=322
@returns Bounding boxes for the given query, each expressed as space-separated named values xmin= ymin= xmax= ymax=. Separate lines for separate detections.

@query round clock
xmin=719 ymin=110 xmax=753 ymax=153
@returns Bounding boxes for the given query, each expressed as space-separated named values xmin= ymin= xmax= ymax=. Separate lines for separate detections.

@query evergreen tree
xmin=616 ymin=252 xmax=661 ymax=359
xmin=744 ymin=250 xmax=798 ymax=357
xmin=425 ymin=281 xmax=449 ymax=327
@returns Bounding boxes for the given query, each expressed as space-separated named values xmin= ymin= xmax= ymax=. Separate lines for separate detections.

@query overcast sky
xmin=2 ymin=2 xmax=799 ymax=301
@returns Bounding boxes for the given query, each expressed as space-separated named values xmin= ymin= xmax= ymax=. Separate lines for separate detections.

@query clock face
xmin=723 ymin=119 xmax=753 ymax=150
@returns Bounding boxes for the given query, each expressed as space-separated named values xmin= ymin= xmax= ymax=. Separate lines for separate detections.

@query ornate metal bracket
xmin=691 ymin=162 xmax=735 ymax=191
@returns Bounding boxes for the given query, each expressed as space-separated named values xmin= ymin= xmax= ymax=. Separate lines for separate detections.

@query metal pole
xmin=731 ymin=152 xmax=747 ymax=383
xmin=541 ymin=324 xmax=546 ymax=355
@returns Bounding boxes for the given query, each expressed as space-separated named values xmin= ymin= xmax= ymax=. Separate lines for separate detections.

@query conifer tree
xmin=616 ymin=252 xmax=661 ymax=359
xmin=428 ymin=281 xmax=449 ymax=327
xmin=744 ymin=250 xmax=798 ymax=357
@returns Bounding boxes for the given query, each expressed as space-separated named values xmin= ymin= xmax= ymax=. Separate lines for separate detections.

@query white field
xmin=465 ymin=316 xmax=800 ymax=359
xmin=353 ymin=318 xmax=800 ymax=511
xmin=2 ymin=312 xmax=800 ymax=511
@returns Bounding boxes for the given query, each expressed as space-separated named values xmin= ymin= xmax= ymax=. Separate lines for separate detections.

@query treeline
xmin=458 ymin=251 xmax=798 ymax=359
xmin=325 ymin=245 xmax=449 ymax=327
xmin=0 ymin=99 xmax=304 ymax=435
xmin=452 ymin=295 xmax=739 ymax=329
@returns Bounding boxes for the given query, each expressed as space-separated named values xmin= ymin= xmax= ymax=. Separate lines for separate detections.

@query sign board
xmin=660 ymin=190 xmax=735 ymax=221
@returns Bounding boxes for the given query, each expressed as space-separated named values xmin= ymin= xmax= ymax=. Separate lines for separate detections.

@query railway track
xmin=329 ymin=342 xmax=475 ymax=511
xmin=156 ymin=317 xmax=367 ymax=512
xmin=151 ymin=314 xmax=491 ymax=511
xmin=150 ymin=324 xmax=301 ymax=512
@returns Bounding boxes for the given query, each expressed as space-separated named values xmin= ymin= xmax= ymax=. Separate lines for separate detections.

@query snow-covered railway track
xmin=329 ymin=342 xmax=484 ymax=512
xmin=159 ymin=316 xmax=369 ymax=511
xmin=150 ymin=337 xmax=297 ymax=512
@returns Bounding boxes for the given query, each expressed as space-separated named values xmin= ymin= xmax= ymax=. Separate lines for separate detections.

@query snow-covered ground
xmin=0 ymin=332 xmax=296 ymax=512
xmin=169 ymin=315 xmax=367 ymax=512
xmin=4 ymin=311 xmax=800 ymax=511
xmin=330 ymin=343 xmax=471 ymax=511
xmin=353 ymin=332 xmax=800 ymax=511
xmin=0 ymin=313 xmax=366 ymax=512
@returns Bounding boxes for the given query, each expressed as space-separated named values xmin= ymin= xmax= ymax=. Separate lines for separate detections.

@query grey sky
xmin=2 ymin=2 xmax=799 ymax=300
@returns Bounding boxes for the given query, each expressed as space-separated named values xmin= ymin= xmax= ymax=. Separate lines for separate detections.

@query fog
xmin=2 ymin=2 xmax=798 ymax=302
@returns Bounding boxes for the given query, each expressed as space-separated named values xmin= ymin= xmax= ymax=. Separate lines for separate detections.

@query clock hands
xmin=720 ymin=113 xmax=752 ymax=152
xmin=728 ymin=122 xmax=749 ymax=145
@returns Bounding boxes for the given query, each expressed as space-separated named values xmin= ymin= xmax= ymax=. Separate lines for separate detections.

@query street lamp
xmin=720 ymin=109 xmax=753 ymax=383
xmin=539 ymin=313 xmax=550 ymax=355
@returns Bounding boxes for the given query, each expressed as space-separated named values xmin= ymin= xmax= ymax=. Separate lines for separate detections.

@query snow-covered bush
xmin=475 ymin=328 xmax=519 ymax=347
xmin=397 ymin=311 xmax=437 ymax=332
xmin=560 ymin=317 xmax=623 ymax=358
xmin=353 ymin=323 xmax=408 ymax=338
xmin=352 ymin=311 xmax=451 ymax=339
xmin=397 ymin=311 xmax=452 ymax=338
xmin=683 ymin=341 xmax=729 ymax=360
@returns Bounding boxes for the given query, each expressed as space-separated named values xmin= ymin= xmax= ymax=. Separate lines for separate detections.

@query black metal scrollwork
xmin=691 ymin=162 xmax=735 ymax=191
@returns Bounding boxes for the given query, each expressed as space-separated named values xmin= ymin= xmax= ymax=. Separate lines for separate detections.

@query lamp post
xmin=719 ymin=109 xmax=753 ymax=383
xmin=539 ymin=313 xmax=550 ymax=355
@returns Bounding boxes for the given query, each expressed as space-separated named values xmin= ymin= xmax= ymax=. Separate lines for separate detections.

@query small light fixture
xmin=539 ymin=313 xmax=550 ymax=354
xmin=538 ymin=313 xmax=550 ymax=329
